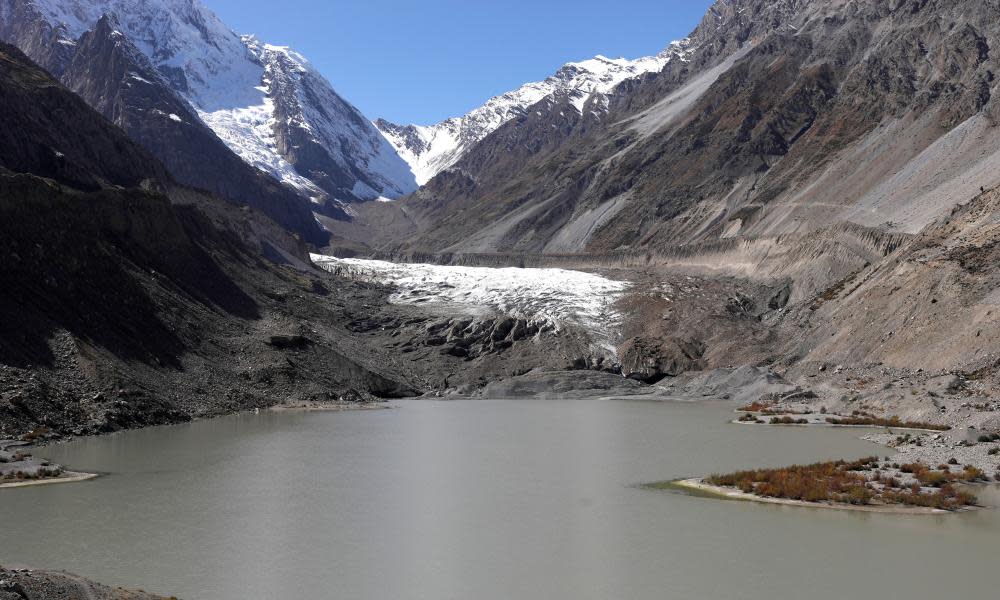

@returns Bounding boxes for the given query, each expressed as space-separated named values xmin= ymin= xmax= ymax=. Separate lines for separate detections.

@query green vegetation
xmin=706 ymin=458 xmax=978 ymax=511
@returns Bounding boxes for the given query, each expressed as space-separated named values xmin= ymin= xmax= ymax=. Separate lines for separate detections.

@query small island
xmin=657 ymin=457 xmax=985 ymax=514
xmin=0 ymin=434 xmax=97 ymax=489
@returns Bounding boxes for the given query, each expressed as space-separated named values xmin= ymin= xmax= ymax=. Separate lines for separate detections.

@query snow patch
xmin=197 ymin=96 xmax=324 ymax=195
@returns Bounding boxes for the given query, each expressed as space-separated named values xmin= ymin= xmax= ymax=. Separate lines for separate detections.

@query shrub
xmin=707 ymin=458 xmax=982 ymax=510
xmin=962 ymin=466 xmax=986 ymax=481
xmin=20 ymin=426 xmax=51 ymax=442
xmin=825 ymin=415 xmax=949 ymax=430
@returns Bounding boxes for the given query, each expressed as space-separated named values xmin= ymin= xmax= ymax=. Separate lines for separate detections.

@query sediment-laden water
xmin=2 ymin=399 xmax=998 ymax=599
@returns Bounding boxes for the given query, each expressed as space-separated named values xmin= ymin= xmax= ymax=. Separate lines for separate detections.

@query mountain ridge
xmin=375 ymin=39 xmax=693 ymax=185
xmin=1 ymin=0 xmax=417 ymax=208
xmin=367 ymin=0 xmax=1000 ymax=256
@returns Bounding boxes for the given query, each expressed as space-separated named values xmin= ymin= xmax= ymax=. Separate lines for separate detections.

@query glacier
xmin=310 ymin=256 xmax=631 ymax=350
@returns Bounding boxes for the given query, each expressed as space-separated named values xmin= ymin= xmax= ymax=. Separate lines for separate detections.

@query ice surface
xmin=311 ymin=256 xmax=631 ymax=346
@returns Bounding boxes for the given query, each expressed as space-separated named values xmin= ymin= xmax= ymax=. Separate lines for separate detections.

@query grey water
xmin=2 ymin=399 xmax=999 ymax=600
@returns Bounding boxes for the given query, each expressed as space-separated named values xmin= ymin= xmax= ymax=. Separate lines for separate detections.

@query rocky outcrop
xmin=618 ymin=336 xmax=706 ymax=383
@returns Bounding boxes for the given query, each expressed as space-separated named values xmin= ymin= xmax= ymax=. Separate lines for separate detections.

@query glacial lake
xmin=3 ymin=399 xmax=1000 ymax=599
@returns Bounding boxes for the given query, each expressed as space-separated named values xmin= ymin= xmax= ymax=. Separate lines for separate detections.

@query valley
xmin=3 ymin=0 xmax=1000 ymax=597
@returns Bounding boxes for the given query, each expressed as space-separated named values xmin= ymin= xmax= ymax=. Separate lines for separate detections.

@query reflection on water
xmin=2 ymin=399 xmax=998 ymax=600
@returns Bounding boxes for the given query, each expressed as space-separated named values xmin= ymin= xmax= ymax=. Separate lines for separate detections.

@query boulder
xmin=266 ymin=335 xmax=311 ymax=350
xmin=618 ymin=336 xmax=706 ymax=383
xmin=490 ymin=317 xmax=516 ymax=342
xmin=768 ymin=284 xmax=792 ymax=310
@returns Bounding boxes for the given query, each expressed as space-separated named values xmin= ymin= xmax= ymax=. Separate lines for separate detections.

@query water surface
xmin=2 ymin=399 xmax=998 ymax=599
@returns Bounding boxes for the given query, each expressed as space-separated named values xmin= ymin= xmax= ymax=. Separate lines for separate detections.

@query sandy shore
xmin=0 ymin=471 xmax=99 ymax=490
xmin=664 ymin=478 xmax=960 ymax=515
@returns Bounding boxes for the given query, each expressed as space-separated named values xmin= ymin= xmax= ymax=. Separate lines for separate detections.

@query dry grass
xmin=770 ymin=416 xmax=808 ymax=425
xmin=707 ymin=458 xmax=978 ymax=510
xmin=825 ymin=415 xmax=950 ymax=430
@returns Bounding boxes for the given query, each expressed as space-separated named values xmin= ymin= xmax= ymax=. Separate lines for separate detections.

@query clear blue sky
xmin=204 ymin=0 xmax=714 ymax=125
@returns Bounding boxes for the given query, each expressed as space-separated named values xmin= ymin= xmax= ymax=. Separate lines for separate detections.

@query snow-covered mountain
xmin=12 ymin=0 xmax=417 ymax=203
xmin=376 ymin=41 xmax=693 ymax=185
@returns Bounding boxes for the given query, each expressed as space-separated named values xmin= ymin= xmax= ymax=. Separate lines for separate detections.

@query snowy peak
xmin=248 ymin=39 xmax=417 ymax=202
xmin=13 ymin=0 xmax=416 ymax=203
xmin=376 ymin=39 xmax=693 ymax=185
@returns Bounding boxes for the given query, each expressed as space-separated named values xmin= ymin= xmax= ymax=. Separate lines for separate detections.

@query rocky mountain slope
xmin=0 ymin=41 xmax=622 ymax=437
xmin=375 ymin=40 xmax=692 ymax=185
xmin=0 ymin=0 xmax=416 ymax=213
xmin=366 ymin=0 xmax=1000 ymax=256
xmin=60 ymin=13 xmax=328 ymax=243
xmin=0 ymin=41 xmax=419 ymax=436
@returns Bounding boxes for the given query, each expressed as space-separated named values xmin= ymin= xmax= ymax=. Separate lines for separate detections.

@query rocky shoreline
xmin=0 ymin=566 xmax=172 ymax=600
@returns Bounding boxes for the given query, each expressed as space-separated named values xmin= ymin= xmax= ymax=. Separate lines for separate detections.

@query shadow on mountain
xmin=0 ymin=175 xmax=259 ymax=369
